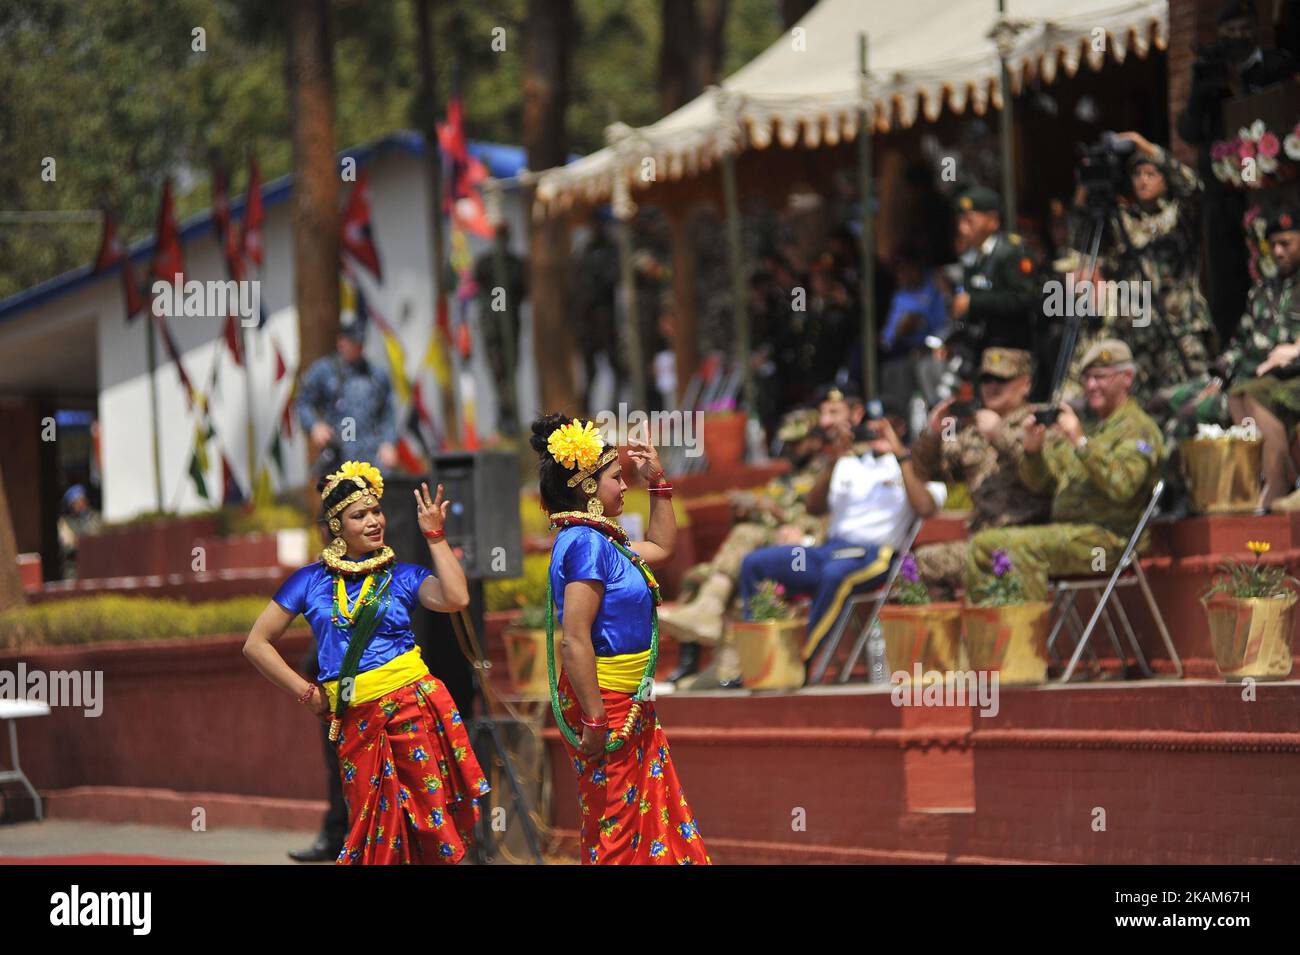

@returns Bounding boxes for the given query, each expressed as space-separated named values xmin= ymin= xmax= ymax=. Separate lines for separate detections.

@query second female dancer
xmin=532 ymin=414 xmax=710 ymax=864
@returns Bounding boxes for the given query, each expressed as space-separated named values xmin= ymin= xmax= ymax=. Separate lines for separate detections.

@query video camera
xmin=1076 ymin=131 xmax=1136 ymax=212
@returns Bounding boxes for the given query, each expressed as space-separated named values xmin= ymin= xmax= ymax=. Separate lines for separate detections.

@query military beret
xmin=1217 ymin=0 xmax=1256 ymax=25
xmin=979 ymin=347 xmax=1033 ymax=379
xmin=814 ymin=381 xmax=862 ymax=405
xmin=956 ymin=186 xmax=1002 ymax=214
xmin=1078 ymin=338 xmax=1133 ymax=371
xmin=1264 ymin=202 xmax=1300 ymax=238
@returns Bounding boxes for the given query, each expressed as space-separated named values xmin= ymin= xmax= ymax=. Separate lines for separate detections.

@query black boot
xmin=667 ymin=642 xmax=701 ymax=682
xmin=288 ymin=833 xmax=343 ymax=863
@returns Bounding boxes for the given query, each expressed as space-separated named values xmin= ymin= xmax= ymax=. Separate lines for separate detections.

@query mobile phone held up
xmin=947 ymin=400 xmax=977 ymax=419
xmin=1033 ymin=407 xmax=1061 ymax=427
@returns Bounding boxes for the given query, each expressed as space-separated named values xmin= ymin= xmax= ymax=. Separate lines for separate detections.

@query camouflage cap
xmin=1078 ymin=338 xmax=1133 ymax=371
xmin=979 ymin=347 xmax=1032 ymax=379
xmin=956 ymin=186 xmax=1001 ymax=213
xmin=776 ymin=407 xmax=820 ymax=443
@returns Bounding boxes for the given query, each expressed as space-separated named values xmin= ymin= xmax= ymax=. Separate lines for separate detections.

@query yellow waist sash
xmin=595 ymin=649 xmax=652 ymax=694
xmin=322 ymin=647 xmax=427 ymax=710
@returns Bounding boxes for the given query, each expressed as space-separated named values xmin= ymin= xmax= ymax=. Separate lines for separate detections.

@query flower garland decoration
xmin=1211 ymin=119 xmax=1300 ymax=190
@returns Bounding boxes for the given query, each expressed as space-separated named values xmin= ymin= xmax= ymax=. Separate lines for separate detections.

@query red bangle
xmin=423 ymin=528 xmax=445 ymax=541
xmin=581 ymin=714 xmax=609 ymax=729
xmin=298 ymin=683 xmax=318 ymax=705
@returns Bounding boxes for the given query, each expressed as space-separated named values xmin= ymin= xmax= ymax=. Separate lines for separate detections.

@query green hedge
xmin=0 ymin=595 xmax=271 ymax=649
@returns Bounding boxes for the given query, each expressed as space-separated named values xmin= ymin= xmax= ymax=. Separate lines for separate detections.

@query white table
xmin=0 ymin=698 xmax=51 ymax=821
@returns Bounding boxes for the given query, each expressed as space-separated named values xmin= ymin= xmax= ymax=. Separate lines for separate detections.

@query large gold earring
xmin=581 ymin=477 xmax=603 ymax=517
xmin=327 ymin=536 xmax=348 ymax=557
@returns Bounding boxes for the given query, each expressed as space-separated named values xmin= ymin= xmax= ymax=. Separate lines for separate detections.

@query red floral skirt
xmin=556 ymin=673 xmax=710 ymax=865
xmin=335 ymin=673 xmax=488 ymax=864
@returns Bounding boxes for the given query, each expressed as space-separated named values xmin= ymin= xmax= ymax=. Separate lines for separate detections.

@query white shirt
xmin=826 ymin=451 xmax=947 ymax=551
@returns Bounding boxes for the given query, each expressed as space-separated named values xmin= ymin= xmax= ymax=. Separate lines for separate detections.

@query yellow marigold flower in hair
xmin=548 ymin=419 xmax=604 ymax=471
xmin=1247 ymin=540 xmax=1270 ymax=556
xmin=337 ymin=460 xmax=385 ymax=497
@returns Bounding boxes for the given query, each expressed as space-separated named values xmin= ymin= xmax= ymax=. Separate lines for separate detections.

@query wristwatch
xmin=1075 ymin=435 xmax=1089 ymax=451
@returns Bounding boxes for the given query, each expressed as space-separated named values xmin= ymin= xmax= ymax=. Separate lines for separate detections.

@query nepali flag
xmin=340 ymin=168 xmax=383 ymax=280
xmin=212 ymin=163 xmax=245 ymax=283
xmin=94 ymin=212 xmax=145 ymax=319
xmin=151 ymin=179 xmax=184 ymax=286
xmin=437 ymin=92 xmax=493 ymax=239
xmin=241 ymin=153 xmax=264 ymax=268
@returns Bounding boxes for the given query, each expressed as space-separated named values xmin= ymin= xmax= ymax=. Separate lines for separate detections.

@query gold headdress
xmin=320 ymin=461 xmax=386 ymax=561
xmin=547 ymin=419 xmax=619 ymax=516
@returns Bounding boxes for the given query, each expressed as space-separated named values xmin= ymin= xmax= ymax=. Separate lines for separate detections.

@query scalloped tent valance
xmin=533 ymin=0 xmax=1167 ymax=217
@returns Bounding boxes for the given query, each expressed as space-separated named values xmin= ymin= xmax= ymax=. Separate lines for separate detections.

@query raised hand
xmin=415 ymin=482 xmax=450 ymax=536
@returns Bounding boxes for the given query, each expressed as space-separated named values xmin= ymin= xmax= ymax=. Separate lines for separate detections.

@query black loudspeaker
xmin=382 ymin=457 xmax=521 ymax=716
xmin=426 ymin=451 xmax=523 ymax=580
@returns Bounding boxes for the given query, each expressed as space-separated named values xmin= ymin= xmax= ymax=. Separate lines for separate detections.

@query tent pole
xmin=720 ymin=150 xmax=753 ymax=415
xmin=857 ymin=32 xmax=877 ymax=400
xmin=997 ymin=0 xmax=1018 ymax=229
xmin=614 ymin=208 xmax=647 ymax=415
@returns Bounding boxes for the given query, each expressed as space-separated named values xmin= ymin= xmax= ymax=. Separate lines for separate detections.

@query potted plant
xmin=503 ymin=600 xmax=557 ymax=698
xmin=730 ymin=579 xmax=806 ymax=690
xmin=961 ymin=549 xmax=1052 ymax=685
xmin=1180 ymin=423 xmax=1263 ymax=514
xmin=701 ymin=401 xmax=748 ymax=470
xmin=877 ymin=554 xmax=963 ymax=680
xmin=1201 ymin=540 xmax=1299 ymax=681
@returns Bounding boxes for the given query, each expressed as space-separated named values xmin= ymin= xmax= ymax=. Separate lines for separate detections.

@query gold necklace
xmin=320 ymin=545 xmax=395 ymax=576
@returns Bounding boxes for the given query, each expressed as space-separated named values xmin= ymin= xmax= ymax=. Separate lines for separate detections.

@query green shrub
xmin=0 ymin=595 xmax=270 ymax=649
xmin=484 ymin=553 xmax=551 ymax=613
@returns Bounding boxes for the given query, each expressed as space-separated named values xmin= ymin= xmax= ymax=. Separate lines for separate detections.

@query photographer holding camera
xmin=738 ymin=390 xmax=946 ymax=665
xmin=966 ymin=340 xmax=1162 ymax=603
xmin=1067 ymin=130 xmax=1216 ymax=409
xmin=911 ymin=348 xmax=1050 ymax=599
xmin=1176 ymin=0 xmax=1299 ymax=342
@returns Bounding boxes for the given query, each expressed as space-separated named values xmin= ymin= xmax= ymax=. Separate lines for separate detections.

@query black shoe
xmin=288 ymin=835 xmax=343 ymax=863
xmin=718 ymin=675 xmax=745 ymax=690
xmin=667 ymin=642 xmax=701 ymax=683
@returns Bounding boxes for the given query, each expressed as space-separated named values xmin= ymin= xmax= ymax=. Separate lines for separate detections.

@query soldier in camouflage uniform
xmin=911 ymin=348 xmax=1051 ymax=598
xmin=1076 ymin=132 xmax=1216 ymax=408
xmin=659 ymin=403 xmax=834 ymax=685
xmin=1224 ymin=205 xmax=1300 ymax=507
xmin=1152 ymin=205 xmax=1300 ymax=446
xmin=966 ymin=339 xmax=1163 ymax=602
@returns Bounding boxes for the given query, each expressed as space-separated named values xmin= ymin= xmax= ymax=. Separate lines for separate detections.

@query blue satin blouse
xmin=273 ymin=561 xmax=432 ymax=681
xmin=549 ymin=525 xmax=653 ymax=657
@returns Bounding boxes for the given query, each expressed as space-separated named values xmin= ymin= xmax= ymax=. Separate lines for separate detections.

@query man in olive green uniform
xmin=660 ymin=401 xmax=838 ymax=685
xmin=911 ymin=348 xmax=1051 ymax=598
xmin=951 ymin=186 xmax=1044 ymax=394
xmin=966 ymin=339 xmax=1163 ymax=602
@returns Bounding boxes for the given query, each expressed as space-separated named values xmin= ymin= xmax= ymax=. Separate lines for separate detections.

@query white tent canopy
xmin=535 ymin=0 xmax=1167 ymax=215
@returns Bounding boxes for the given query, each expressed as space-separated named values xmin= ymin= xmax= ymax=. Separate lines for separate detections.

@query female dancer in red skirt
xmin=532 ymin=414 xmax=710 ymax=864
xmin=244 ymin=460 xmax=488 ymax=864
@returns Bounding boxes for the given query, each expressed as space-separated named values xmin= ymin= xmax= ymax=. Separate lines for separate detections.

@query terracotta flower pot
xmin=503 ymin=627 xmax=559 ymax=698
xmin=1179 ymin=437 xmax=1262 ymax=514
xmin=961 ymin=602 xmax=1053 ymax=686
xmin=878 ymin=602 xmax=964 ymax=678
xmin=702 ymin=412 xmax=747 ymax=470
xmin=731 ymin=617 xmax=806 ymax=690
xmin=1201 ymin=592 xmax=1298 ymax=681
